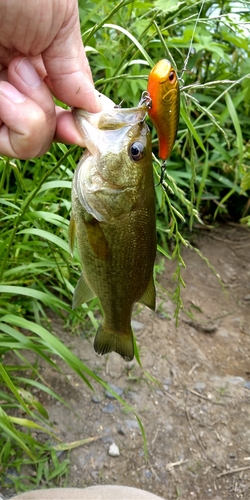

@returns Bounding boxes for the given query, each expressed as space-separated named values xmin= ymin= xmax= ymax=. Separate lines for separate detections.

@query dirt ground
xmin=7 ymin=224 xmax=250 ymax=499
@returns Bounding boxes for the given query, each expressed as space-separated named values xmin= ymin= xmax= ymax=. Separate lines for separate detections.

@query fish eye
xmin=169 ymin=70 xmax=176 ymax=83
xmin=129 ymin=141 xmax=145 ymax=161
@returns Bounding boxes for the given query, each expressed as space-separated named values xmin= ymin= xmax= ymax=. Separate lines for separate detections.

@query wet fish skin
xmin=147 ymin=59 xmax=180 ymax=160
xmin=70 ymin=103 xmax=156 ymax=361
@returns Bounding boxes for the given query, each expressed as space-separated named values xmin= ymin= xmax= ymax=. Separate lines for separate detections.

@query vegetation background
xmin=0 ymin=0 xmax=249 ymax=492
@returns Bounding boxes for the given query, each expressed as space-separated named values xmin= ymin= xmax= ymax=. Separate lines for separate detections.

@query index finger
xmin=43 ymin=9 xmax=101 ymax=113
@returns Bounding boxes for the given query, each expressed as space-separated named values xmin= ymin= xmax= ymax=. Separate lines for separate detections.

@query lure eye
xmin=169 ymin=70 xmax=176 ymax=83
xmin=129 ymin=141 xmax=145 ymax=161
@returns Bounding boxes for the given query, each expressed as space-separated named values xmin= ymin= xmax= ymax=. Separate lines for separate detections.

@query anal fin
xmin=138 ymin=275 xmax=156 ymax=311
xmin=72 ymin=273 xmax=96 ymax=309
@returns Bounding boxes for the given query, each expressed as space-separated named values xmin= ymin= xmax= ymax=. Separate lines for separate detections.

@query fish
xmin=147 ymin=59 xmax=180 ymax=160
xmin=69 ymin=99 xmax=156 ymax=361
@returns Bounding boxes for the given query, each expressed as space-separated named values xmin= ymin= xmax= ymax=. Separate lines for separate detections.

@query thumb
xmin=42 ymin=8 xmax=101 ymax=113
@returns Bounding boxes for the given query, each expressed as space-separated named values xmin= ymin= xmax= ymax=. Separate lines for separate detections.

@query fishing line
xmin=179 ymin=0 xmax=205 ymax=82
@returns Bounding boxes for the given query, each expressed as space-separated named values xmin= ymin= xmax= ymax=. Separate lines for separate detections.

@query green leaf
xmin=27 ymin=211 xmax=69 ymax=228
xmin=104 ymin=24 xmax=154 ymax=67
xmin=18 ymin=228 xmax=70 ymax=253
xmin=241 ymin=172 xmax=250 ymax=192
xmin=0 ymin=286 xmax=71 ymax=312
xmin=154 ymin=0 xmax=184 ymax=13
xmin=37 ymin=180 xmax=72 ymax=193
xmin=225 ymin=92 xmax=243 ymax=169
xmin=0 ymin=407 xmax=36 ymax=460
xmin=8 ymin=417 xmax=58 ymax=439
xmin=0 ymin=364 xmax=32 ymax=416
xmin=0 ymin=315 xmax=96 ymax=391
xmin=209 ymin=171 xmax=244 ymax=195
xmin=180 ymin=108 xmax=206 ymax=154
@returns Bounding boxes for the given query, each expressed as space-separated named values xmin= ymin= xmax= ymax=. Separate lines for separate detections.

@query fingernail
xmin=16 ymin=57 xmax=42 ymax=88
xmin=0 ymin=81 xmax=25 ymax=103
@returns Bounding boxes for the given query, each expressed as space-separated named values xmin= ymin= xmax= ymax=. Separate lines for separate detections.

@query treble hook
xmin=138 ymin=90 xmax=152 ymax=109
xmin=155 ymin=160 xmax=167 ymax=188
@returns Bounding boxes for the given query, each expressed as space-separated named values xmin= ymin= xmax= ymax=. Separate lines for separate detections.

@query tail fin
xmin=94 ymin=324 xmax=134 ymax=361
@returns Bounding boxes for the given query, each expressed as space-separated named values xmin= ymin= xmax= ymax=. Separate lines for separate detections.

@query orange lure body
xmin=147 ymin=59 xmax=180 ymax=160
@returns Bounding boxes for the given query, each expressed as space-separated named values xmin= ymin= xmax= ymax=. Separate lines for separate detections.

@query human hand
xmin=0 ymin=0 xmax=101 ymax=159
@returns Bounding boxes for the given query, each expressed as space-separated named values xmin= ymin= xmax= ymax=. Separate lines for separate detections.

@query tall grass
xmin=1 ymin=0 xmax=250 ymax=491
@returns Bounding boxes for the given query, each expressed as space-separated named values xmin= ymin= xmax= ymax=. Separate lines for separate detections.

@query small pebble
xmin=156 ymin=390 xmax=164 ymax=396
xmin=126 ymin=391 xmax=141 ymax=404
xmin=3 ymin=468 xmax=19 ymax=485
xmin=164 ymin=378 xmax=171 ymax=386
xmin=195 ymin=382 xmax=206 ymax=393
xmin=102 ymin=403 xmax=115 ymax=413
xmin=244 ymin=381 xmax=250 ymax=390
xmin=126 ymin=360 xmax=135 ymax=371
xmin=228 ymin=376 xmax=244 ymax=385
xmin=92 ymin=394 xmax=102 ymax=403
xmin=156 ymin=311 xmax=167 ymax=320
xmin=101 ymin=434 xmax=114 ymax=444
xmin=144 ymin=469 xmax=152 ymax=479
xmin=108 ymin=442 xmax=120 ymax=457
xmin=125 ymin=419 xmax=140 ymax=430
xmin=165 ymin=423 xmax=173 ymax=433
xmin=117 ymin=426 xmax=126 ymax=436
xmin=131 ymin=319 xmax=145 ymax=331
xmin=105 ymin=384 xmax=123 ymax=399
xmin=243 ymin=295 xmax=250 ymax=301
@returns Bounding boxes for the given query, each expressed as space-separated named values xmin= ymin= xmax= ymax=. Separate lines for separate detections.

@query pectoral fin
xmin=85 ymin=218 xmax=110 ymax=261
xmin=138 ymin=275 xmax=156 ymax=311
xmin=69 ymin=215 xmax=76 ymax=257
xmin=72 ymin=273 xmax=96 ymax=309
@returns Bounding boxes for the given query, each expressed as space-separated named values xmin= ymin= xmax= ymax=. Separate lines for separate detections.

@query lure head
xmin=149 ymin=59 xmax=177 ymax=86
xmin=147 ymin=59 xmax=180 ymax=160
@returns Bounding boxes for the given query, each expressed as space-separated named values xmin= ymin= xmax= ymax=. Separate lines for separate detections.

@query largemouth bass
xmin=147 ymin=59 xmax=180 ymax=160
xmin=70 ymin=100 xmax=156 ymax=361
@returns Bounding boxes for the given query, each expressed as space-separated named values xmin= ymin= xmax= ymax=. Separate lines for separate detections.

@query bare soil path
xmin=6 ymin=224 xmax=250 ymax=500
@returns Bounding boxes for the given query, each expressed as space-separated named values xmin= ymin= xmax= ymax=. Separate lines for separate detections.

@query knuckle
xmin=15 ymin=109 xmax=55 ymax=158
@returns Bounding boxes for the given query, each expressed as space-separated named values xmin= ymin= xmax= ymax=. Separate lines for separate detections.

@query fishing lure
xmin=147 ymin=59 xmax=180 ymax=160
xmin=146 ymin=59 xmax=180 ymax=184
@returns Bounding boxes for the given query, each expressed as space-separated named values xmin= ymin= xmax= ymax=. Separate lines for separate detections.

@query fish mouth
xmin=73 ymin=103 xmax=148 ymax=132
xmin=73 ymin=91 xmax=150 ymax=132
xmin=73 ymin=93 xmax=150 ymax=157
